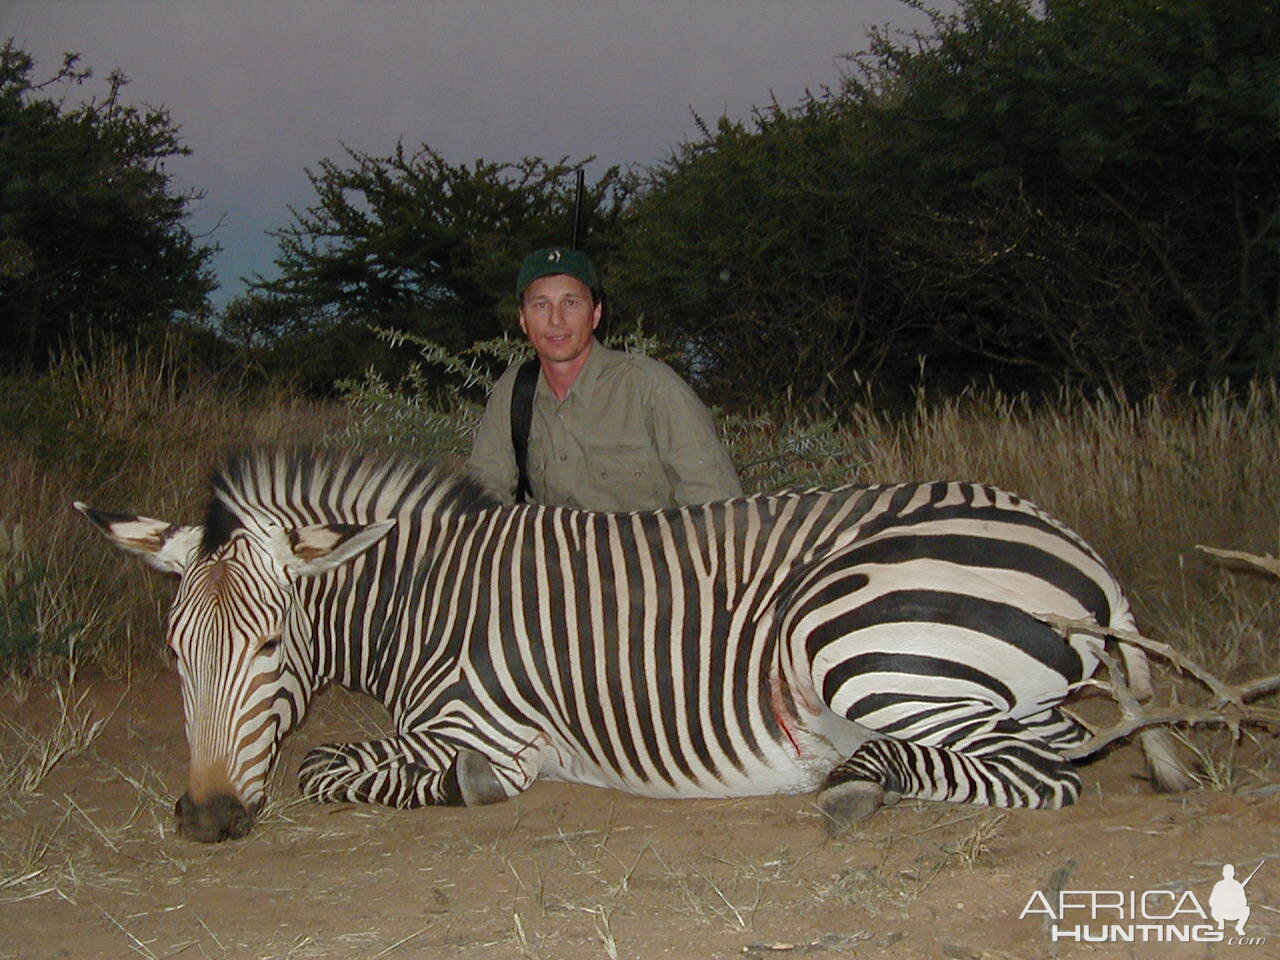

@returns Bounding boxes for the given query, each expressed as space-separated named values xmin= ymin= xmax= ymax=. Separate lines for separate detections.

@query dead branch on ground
xmin=1043 ymin=545 xmax=1280 ymax=763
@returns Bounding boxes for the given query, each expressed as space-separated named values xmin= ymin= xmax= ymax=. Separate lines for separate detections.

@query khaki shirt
xmin=466 ymin=344 xmax=742 ymax=511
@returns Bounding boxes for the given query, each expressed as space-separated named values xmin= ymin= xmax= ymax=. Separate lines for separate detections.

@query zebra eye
xmin=258 ymin=635 xmax=282 ymax=656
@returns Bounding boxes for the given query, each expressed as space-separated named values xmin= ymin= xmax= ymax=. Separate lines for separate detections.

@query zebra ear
xmin=273 ymin=519 xmax=396 ymax=577
xmin=74 ymin=502 xmax=202 ymax=575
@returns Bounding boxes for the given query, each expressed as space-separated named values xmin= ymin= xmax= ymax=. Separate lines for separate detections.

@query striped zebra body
xmin=77 ymin=447 xmax=1184 ymax=842
xmin=299 ymin=485 xmax=865 ymax=803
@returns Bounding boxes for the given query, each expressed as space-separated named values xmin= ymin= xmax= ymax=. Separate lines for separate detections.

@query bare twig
xmin=1197 ymin=545 xmax=1280 ymax=580
xmin=367 ymin=923 xmax=435 ymax=960
xmin=1043 ymin=613 xmax=1245 ymax=705
xmin=1037 ymin=607 xmax=1280 ymax=763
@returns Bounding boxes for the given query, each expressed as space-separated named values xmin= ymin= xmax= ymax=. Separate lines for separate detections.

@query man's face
xmin=518 ymin=274 xmax=601 ymax=365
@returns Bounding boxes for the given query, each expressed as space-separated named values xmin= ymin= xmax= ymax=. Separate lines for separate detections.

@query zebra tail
xmin=1139 ymin=727 xmax=1198 ymax=793
xmin=1117 ymin=636 xmax=1198 ymax=793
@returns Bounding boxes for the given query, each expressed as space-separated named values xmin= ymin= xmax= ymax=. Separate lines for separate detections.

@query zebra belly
xmin=530 ymin=713 xmax=868 ymax=799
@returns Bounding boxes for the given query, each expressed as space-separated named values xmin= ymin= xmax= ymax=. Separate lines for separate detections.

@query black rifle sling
xmin=510 ymin=358 xmax=541 ymax=503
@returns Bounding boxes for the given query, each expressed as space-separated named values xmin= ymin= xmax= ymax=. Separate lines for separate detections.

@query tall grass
xmin=728 ymin=383 xmax=1280 ymax=672
xmin=0 ymin=341 xmax=348 ymax=678
xmin=4 ymin=340 xmax=1277 ymax=682
xmin=913 ymin=384 xmax=1280 ymax=672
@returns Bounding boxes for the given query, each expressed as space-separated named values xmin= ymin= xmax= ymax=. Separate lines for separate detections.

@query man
xmin=466 ymin=247 xmax=742 ymax=511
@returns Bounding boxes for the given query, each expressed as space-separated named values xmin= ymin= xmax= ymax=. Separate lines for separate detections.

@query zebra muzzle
xmin=175 ymin=790 xmax=255 ymax=842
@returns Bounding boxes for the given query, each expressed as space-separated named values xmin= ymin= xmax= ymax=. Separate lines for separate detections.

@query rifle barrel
xmin=571 ymin=169 xmax=585 ymax=249
xmin=1243 ymin=860 xmax=1265 ymax=886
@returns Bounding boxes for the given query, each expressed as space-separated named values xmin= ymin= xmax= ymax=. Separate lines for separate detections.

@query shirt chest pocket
xmin=584 ymin=435 xmax=668 ymax=509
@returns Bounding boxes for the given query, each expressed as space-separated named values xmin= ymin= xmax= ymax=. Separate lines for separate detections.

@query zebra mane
xmin=200 ymin=445 xmax=498 ymax=556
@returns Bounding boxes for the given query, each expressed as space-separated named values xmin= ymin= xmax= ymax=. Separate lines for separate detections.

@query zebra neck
xmin=295 ymin=556 xmax=442 ymax=706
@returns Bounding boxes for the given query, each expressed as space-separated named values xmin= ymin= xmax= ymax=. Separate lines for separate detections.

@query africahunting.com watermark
xmin=1020 ymin=861 xmax=1267 ymax=946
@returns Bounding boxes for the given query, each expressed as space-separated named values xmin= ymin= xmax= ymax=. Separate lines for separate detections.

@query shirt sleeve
xmin=645 ymin=361 xmax=744 ymax=505
xmin=464 ymin=366 xmax=521 ymax=504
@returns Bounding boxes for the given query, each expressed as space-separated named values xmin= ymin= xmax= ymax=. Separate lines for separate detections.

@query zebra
xmin=76 ymin=446 xmax=1191 ymax=842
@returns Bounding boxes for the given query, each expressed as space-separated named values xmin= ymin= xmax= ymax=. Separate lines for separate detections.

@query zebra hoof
xmin=816 ymin=780 xmax=885 ymax=834
xmin=452 ymin=749 xmax=507 ymax=806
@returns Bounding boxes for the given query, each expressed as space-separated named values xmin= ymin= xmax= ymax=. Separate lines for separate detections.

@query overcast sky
xmin=6 ymin=1 xmax=938 ymax=306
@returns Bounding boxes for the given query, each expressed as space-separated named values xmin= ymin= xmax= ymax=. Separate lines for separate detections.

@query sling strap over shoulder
xmin=510 ymin=358 xmax=541 ymax=503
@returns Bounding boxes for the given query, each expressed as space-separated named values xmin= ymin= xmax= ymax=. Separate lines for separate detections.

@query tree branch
xmin=1040 ymin=579 xmax=1280 ymax=765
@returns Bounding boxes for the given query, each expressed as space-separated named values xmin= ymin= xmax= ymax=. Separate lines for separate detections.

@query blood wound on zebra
xmin=76 ymin=445 xmax=1194 ymax=843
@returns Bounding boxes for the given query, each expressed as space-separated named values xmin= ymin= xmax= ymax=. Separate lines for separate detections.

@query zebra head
xmin=75 ymin=501 xmax=394 ymax=842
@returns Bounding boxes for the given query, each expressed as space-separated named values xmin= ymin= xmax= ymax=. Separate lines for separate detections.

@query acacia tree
xmin=0 ymin=42 xmax=215 ymax=369
xmin=247 ymin=144 xmax=625 ymax=389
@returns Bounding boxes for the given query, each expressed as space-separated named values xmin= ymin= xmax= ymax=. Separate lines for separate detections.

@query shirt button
xmin=634 ymin=471 xmax=642 ymax=478
xmin=559 ymin=454 xmax=568 ymax=461
xmin=601 ymin=471 xmax=608 ymax=478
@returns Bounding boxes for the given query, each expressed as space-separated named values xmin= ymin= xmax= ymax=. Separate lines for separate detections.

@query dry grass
xmin=0 ymin=664 xmax=111 ymax=803
xmin=729 ymin=382 xmax=1280 ymax=677
xmin=917 ymin=385 xmax=1278 ymax=668
xmin=4 ymin=341 xmax=1277 ymax=695
xmin=0 ymin=340 xmax=349 ymax=678
xmin=2 ymin=344 xmax=1275 ymax=954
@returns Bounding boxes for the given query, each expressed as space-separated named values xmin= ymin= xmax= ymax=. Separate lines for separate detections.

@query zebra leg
xmin=816 ymin=710 xmax=1081 ymax=831
xmin=298 ymin=735 xmax=510 ymax=809
xmin=1021 ymin=706 xmax=1091 ymax=751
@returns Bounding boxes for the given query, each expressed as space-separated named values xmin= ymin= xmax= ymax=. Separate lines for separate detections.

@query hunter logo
xmin=1020 ymin=861 xmax=1267 ymax=946
xmin=1210 ymin=863 xmax=1261 ymax=936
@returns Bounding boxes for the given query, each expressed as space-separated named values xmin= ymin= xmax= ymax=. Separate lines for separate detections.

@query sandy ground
xmin=1 ymin=678 xmax=1277 ymax=960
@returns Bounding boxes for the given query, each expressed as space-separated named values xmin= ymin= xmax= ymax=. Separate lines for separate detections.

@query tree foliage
xmin=237 ymin=0 xmax=1279 ymax=404
xmin=852 ymin=0 xmax=1280 ymax=393
xmin=611 ymin=102 xmax=917 ymax=408
xmin=0 ymin=41 xmax=216 ymax=370
xmin=615 ymin=0 xmax=1280 ymax=402
xmin=246 ymin=144 xmax=626 ymax=391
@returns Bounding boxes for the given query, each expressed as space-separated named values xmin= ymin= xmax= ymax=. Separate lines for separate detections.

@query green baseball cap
xmin=516 ymin=247 xmax=601 ymax=299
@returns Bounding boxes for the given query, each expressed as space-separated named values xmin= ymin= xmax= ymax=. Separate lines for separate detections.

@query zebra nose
xmin=175 ymin=790 xmax=255 ymax=842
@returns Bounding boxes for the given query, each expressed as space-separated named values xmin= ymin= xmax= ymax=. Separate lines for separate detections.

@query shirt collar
xmin=537 ymin=338 xmax=609 ymax=406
